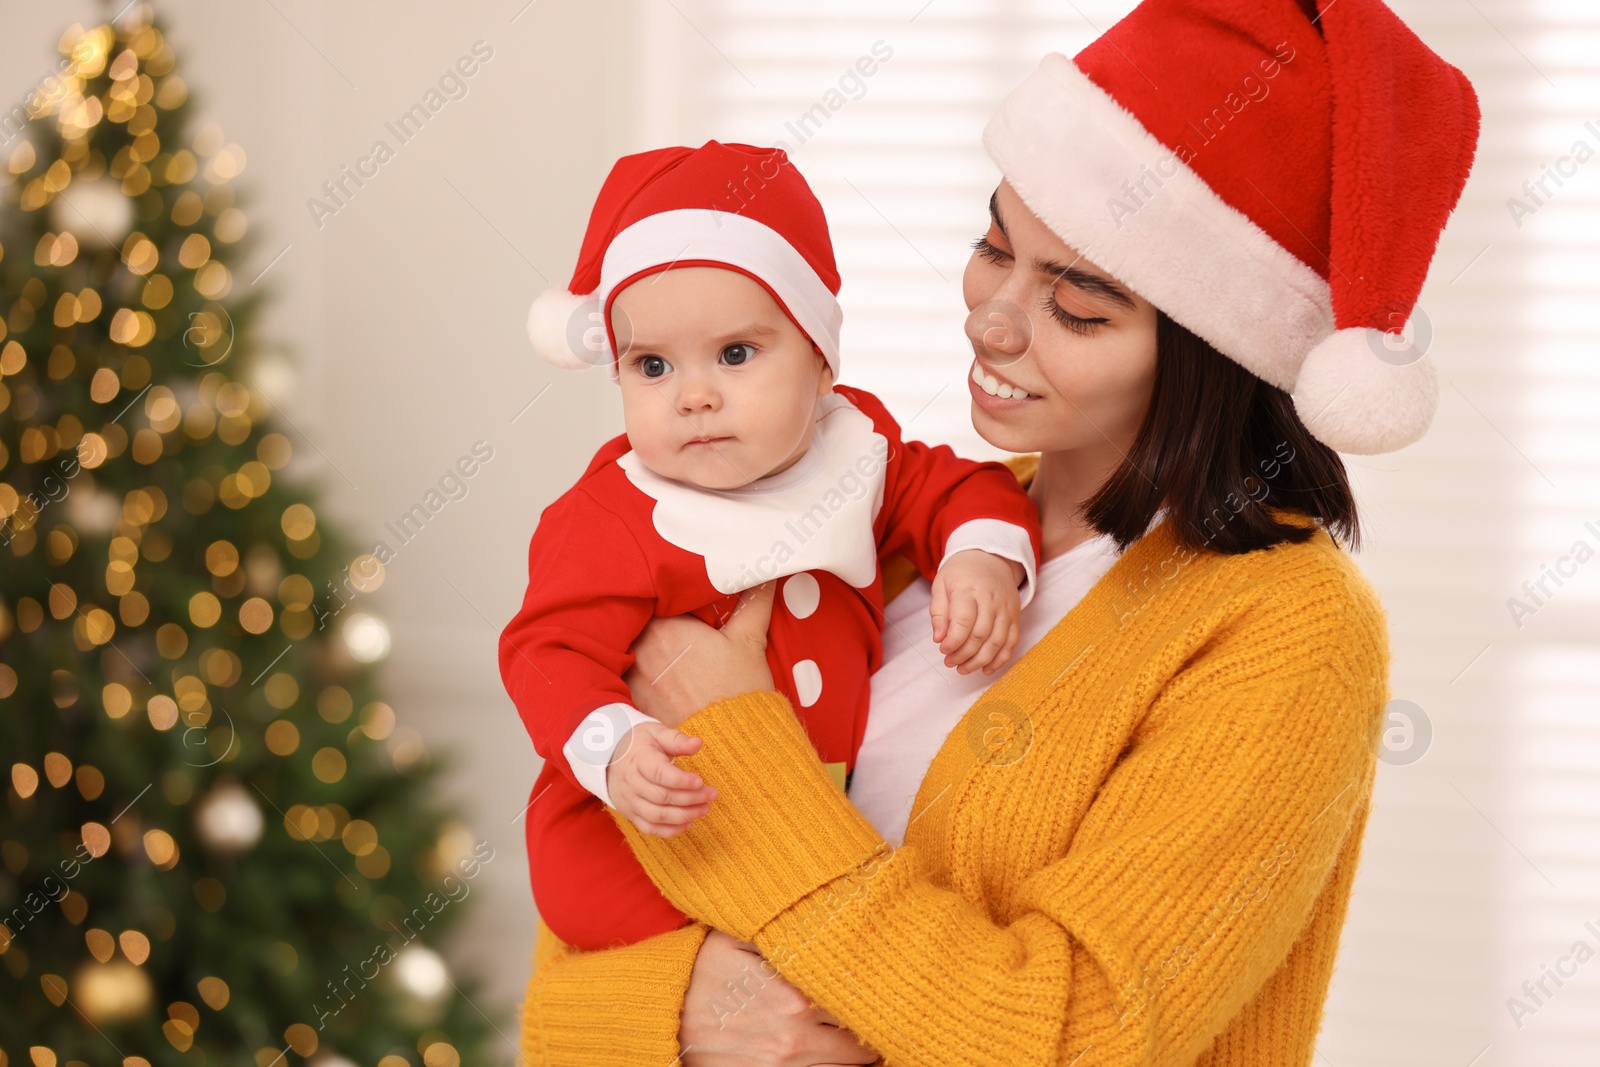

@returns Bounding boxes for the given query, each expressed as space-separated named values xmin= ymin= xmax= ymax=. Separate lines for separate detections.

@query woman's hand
xmin=628 ymin=587 xmax=877 ymax=1060
xmin=679 ymin=930 xmax=880 ymax=1066
xmin=624 ymin=582 xmax=779 ymax=728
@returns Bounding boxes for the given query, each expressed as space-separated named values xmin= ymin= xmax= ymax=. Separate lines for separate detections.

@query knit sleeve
xmin=519 ymin=917 xmax=709 ymax=1066
xmin=611 ymin=577 xmax=1389 ymax=1066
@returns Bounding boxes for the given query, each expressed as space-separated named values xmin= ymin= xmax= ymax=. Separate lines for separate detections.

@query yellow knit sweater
xmin=519 ymin=455 xmax=1390 ymax=1066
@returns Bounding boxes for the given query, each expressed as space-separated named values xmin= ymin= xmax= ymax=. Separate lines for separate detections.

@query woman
xmin=517 ymin=0 xmax=1478 ymax=1063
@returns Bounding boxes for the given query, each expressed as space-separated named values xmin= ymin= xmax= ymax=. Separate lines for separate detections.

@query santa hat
xmin=982 ymin=0 xmax=1480 ymax=454
xmin=527 ymin=141 xmax=843 ymax=383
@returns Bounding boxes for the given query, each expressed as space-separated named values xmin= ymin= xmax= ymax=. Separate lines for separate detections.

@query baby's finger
xmin=610 ymin=794 xmax=652 ymax=828
xmin=983 ymin=622 xmax=1021 ymax=675
xmin=929 ymin=578 xmax=950 ymax=644
xmin=968 ymin=618 xmax=1011 ymax=672
xmin=648 ymin=782 xmax=718 ymax=807
xmin=938 ymin=599 xmax=979 ymax=654
xmin=944 ymin=629 xmax=983 ymax=666
xmin=947 ymin=606 xmax=997 ymax=670
xmin=640 ymin=748 xmax=709 ymax=793
xmin=646 ymin=777 xmax=716 ymax=799
xmin=634 ymin=798 xmax=711 ymax=827
xmin=652 ymin=728 xmax=705 ymax=758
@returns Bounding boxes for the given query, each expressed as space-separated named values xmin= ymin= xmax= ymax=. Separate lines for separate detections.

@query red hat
xmin=527 ymin=141 xmax=843 ymax=383
xmin=982 ymin=0 xmax=1480 ymax=454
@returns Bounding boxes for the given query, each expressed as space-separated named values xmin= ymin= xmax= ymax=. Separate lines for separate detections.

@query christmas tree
xmin=0 ymin=7 xmax=507 ymax=1064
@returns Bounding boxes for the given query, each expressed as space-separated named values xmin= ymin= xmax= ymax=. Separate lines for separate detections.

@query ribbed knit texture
xmin=520 ymin=917 xmax=707 ymax=1065
xmin=519 ymin=457 xmax=1390 ymax=1067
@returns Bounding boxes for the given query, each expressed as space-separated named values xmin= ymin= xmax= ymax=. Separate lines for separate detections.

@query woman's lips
xmin=968 ymin=361 xmax=1040 ymax=411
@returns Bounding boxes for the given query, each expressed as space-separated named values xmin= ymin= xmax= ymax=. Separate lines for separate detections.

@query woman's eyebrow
xmin=989 ymin=188 xmax=1009 ymax=242
xmin=1036 ymin=260 xmax=1138 ymax=312
xmin=988 ymin=188 xmax=1137 ymax=312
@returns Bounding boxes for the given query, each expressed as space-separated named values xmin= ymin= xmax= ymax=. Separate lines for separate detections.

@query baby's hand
xmin=930 ymin=550 xmax=1024 ymax=676
xmin=605 ymin=721 xmax=718 ymax=837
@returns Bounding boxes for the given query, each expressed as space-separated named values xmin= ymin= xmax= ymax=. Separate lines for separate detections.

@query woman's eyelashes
xmin=971 ymin=234 xmax=1110 ymax=337
xmin=1042 ymin=294 xmax=1109 ymax=337
xmin=971 ymin=233 xmax=1008 ymax=264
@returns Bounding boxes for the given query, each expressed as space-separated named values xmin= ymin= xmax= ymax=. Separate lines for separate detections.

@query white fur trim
xmin=596 ymin=209 xmax=842 ymax=383
xmin=982 ymin=54 xmax=1334 ymax=392
xmin=527 ymin=288 xmax=602 ymax=370
xmin=1291 ymin=328 xmax=1439 ymax=454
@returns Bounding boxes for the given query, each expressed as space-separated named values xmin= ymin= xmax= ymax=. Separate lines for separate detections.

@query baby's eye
xmin=720 ymin=343 xmax=755 ymax=366
xmin=637 ymin=355 xmax=670 ymax=378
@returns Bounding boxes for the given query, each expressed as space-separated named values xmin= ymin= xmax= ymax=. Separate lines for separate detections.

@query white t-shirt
xmin=848 ymin=531 xmax=1123 ymax=846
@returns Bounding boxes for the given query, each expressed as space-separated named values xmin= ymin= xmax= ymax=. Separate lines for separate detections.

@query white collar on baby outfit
xmin=616 ymin=392 xmax=889 ymax=594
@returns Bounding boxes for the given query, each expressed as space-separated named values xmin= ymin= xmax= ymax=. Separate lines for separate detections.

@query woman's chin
xmin=969 ymin=402 xmax=1041 ymax=453
xmin=968 ymin=378 xmax=1045 ymax=447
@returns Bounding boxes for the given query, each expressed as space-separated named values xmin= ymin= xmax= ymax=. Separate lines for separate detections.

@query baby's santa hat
xmin=983 ymin=0 xmax=1480 ymax=454
xmin=527 ymin=140 xmax=842 ymax=382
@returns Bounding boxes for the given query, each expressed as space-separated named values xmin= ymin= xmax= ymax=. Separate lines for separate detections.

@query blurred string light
xmin=191 ymin=777 xmax=264 ymax=853
xmin=342 ymin=611 xmax=392 ymax=663
xmin=393 ymin=945 xmax=450 ymax=1003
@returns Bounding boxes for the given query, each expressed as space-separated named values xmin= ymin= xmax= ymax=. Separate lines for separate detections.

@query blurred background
xmin=1 ymin=0 xmax=1596 ymax=1064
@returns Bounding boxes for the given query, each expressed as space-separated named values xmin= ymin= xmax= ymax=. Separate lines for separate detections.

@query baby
xmin=500 ymin=140 xmax=1041 ymax=951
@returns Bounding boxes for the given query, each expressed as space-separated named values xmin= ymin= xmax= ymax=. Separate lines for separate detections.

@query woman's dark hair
xmin=1081 ymin=309 xmax=1360 ymax=555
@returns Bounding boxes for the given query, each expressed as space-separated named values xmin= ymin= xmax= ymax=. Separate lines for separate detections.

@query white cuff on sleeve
xmin=938 ymin=518 xmax=1039 ymax=610
xmin=562 ymin=703 xmax=658 ymax=809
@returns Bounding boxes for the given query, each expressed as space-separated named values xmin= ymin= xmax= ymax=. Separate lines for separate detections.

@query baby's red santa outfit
xmin=500 ymin=141 xmax=1042 ymax=951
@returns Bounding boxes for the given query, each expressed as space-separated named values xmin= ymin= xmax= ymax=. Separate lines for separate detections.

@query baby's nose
xmin=675 ymin=375 xmax=720 ymax=412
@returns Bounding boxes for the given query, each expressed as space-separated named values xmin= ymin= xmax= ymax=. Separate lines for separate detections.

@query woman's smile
xmin=968 ymin=358 xmax=1041 ymax=410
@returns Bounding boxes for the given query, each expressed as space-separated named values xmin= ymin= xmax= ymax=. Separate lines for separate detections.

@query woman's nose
xmin=965 ymin=292 xmax=1035 ymax=365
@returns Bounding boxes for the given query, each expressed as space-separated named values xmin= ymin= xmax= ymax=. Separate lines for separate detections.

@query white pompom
xmin=527 ymin=288 xmax=603 ymax=370
xmin=1291 ymin=327 xmax=1440 ymax=455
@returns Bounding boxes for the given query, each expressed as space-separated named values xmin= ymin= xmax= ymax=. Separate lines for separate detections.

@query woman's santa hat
xmin=527 ymin=141 xmax=843 ymax=382
xmin=983 ymin=0 xmax=1480 ymax=454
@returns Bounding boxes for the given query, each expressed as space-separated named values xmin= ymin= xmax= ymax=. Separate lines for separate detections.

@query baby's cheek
xmin=631 ymin=432 xmax=676 ymax=475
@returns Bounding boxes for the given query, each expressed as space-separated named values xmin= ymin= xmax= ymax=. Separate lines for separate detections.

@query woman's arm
xmin=523 ymin=918 xmax=880 ymax=1067
xmin=520 ymin=586 xmax=881 ymax=1066
xmin=614 ymin=569 xmax=1389 ymax=1065
xmin=522 ymin=918 xmax=709 ymax=1066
